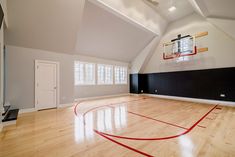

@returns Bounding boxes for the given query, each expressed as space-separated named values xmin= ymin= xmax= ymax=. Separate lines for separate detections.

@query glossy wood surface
xmin=0 ymin=96 xmax=235 ymax=157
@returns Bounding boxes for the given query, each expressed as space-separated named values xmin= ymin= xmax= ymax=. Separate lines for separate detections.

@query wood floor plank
xmin=0 ymin=95 xmax=234 ymax=157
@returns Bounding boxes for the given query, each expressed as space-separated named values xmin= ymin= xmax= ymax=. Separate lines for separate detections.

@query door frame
xmin=35 ymin=60 xmax=60 ymax=110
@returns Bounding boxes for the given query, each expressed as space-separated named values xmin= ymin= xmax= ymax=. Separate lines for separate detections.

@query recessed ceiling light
xmin=168 ymin=6 xmax=176 ymax=12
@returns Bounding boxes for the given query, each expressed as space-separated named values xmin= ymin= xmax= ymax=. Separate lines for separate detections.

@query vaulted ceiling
xmin=76 ymin=1 xmax=156 ymax=62
xmin=190 ymin=0 xmax=235 ymax=19
xmin=144 ymin=0 xmax=194 ymax=22
xmin=6 ymin=0 xmax=234 ymax=63
xmin=5 ymin=0 xmax=84 ymax=54
xmin=189 ymin=0 xmax=235 ymax=39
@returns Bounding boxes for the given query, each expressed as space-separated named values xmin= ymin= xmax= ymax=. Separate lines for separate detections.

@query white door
xmin=35 ymin=60 xmax=59 ymax=110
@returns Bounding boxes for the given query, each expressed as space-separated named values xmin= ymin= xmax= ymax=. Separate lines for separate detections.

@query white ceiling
xmin=5 ymin=0 xmax=84 ymax=54
xmin=143 ymin=0 xmax=195 ymax=22
xmin=8 ymin=0 xmax=235 ymax=63
xmin=191 ymin=0 xmax=235 ymax=19
xmin=76 ymin=1 xmax=156 ymax=62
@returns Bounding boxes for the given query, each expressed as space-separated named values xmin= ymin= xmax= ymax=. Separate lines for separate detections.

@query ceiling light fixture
xmin=168 ymin=6 xmax=176 ymax=12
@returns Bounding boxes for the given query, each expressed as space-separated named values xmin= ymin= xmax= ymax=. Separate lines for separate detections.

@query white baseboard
xmin=18 ymin=94 xmax=131 ymax=112
xmin=19 ymin=108 xmax=37 ymax=114
xmin=75 ymin=93 xmax=130 ymax=102
xmin=58 ymin=103 xmax=74 ymax=108
xmin=3 ymin=120 xmax=16 ymax=126
xmin=143 ymin=94 xmax=235 ymax=107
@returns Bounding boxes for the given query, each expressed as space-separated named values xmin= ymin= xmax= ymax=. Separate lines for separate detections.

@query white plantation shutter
xmin=105 ymin=65 xmax=113 ymax=84
xmin=74 ymin=61 xmax=95 ymax=85
xmin=97 ymin=64 xmax=113 ymax=85
xmin=97 ymin=64 xmax=105 ymax=84
xmin=115 ymin=66 xmax=127 ymax=84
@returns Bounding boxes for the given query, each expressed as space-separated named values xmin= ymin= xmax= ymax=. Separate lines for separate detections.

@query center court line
xmin=97 ymin=105 xmax=218 ymax=140
xmin=74 ymin=97 xmax=148 ymax=116
xmin=74 ymin=98 xmax=218 ymax=156
xmin=75 ymin=97 xmax=189 ymax=130
xmin=127 ymin=111 xmax=188 ymax=130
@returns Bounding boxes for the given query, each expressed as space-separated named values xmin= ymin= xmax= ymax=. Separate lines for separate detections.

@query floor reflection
xmin=74 ymin=105 xmax=128 ymax=143
xmin=178 ymin=135 xmax=194 ymax=157
xmin=74 ymin=115 xmax=85 ymax=143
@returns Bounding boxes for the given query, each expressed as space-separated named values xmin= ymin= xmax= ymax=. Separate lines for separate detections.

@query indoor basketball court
xmin=71 ymin=95 xmax=234 ymax=157
xmin=0 ymin=0 xmax=235 ymax=157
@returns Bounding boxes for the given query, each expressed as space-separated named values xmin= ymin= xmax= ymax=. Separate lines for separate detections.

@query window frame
xmin=74 ymin=61 xmax=96 ymax=86
xmin=114 ymin=66 xmax=128 ymax=85
xmin=97 ymin=64 xmax=114 ymax=85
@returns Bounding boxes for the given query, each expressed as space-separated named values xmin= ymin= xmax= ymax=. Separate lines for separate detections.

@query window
xmin=115 ymin=66 xmax=127 ymax=84
xmin=74 ymin=61 xmax=95 ymax=85
xmin=97 ymin=64 xmax=113 ymax=85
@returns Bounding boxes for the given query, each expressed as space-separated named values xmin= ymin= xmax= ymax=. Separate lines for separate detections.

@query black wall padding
xmin=130 ymin=67 xmax=235 ymax=102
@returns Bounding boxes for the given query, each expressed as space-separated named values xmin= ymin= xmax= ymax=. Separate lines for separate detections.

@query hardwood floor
xmin=0 ymin=95 xmax=235 ymax=157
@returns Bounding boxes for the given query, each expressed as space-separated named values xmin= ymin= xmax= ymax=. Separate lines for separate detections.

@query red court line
xmin=94 ymin=130 xmax=153 ymax=157
xmin=75 ymin=98 xmax=188 ymax=130
xmin=74 ymin=98 xmax=218 ymax=156
xmin=74 ymin=97 xmax=148 ymax=117
xmin=74 ymin=97 xmax=218 ymax=140
xmin=128 ymin=111 xmax=188 ymax=130
xmin=98 ymin=105 xmax=218 ymax=141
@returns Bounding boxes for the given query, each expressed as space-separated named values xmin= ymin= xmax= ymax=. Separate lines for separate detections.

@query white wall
xmin=0 ymin=23 xmax=3 ymax=131
xmin=207 ymin=18 xmax=235 ymax=40
xmin=5 ymin=45 xmax=129 ymax=109
xmin=131 ymin=36 xmax=159 ymax=74
xmin=0 ymin=0 xmax=6 ymax=131
xmin=144 ymin=13 xmax=235 ymax=73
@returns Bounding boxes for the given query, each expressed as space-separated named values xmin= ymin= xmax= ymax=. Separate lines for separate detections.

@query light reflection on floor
xmin=74 ymin=105 xmax=127 ymax=143
xmin=178 ymin=135 xmax=194 ymax=157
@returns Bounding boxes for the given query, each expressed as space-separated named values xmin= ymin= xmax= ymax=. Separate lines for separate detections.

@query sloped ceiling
xmin=144 ymin=0 xmax=195 ymax=22
xmin=190 ymin=0 xmax=235 ymax=19
xmin=5 ymin=0 xmax=85 ymax=54
xmin=5 ymin=0 xmax=201 ymax=63
xmin=207 ymin=18 xmax=235 ymax=39
xmin=76 ymin=1 xmax=156 ymax=62
xmin=189 ymin=0 xmax=235 ymax=40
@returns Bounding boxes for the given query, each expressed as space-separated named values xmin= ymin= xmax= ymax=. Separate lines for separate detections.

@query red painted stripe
xmin=77 ymin=99 xmax=187 ymax=130
xmin=128 ymin=111 xmax=188 ymax=130
xmin=94 ymin=130 xmax=153 ymax=157
xmin=98 ymin=105 xmax=218 ymax=141
xmin=74 ymin=102 xmax=80 ymax=116
xmin=74 ymin=98 xmax=218 ymax=142
xmin=74 ymin=97 xmax=148 ymax=117
xmin=74 ymin=98 xmax=218 ymax=155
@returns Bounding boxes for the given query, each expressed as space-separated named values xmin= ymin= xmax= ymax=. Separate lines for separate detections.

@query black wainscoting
xmin=130 ymin=74 xmax=146 ymax=94
xmin=130 ymin=67 xmax=235 ymax=102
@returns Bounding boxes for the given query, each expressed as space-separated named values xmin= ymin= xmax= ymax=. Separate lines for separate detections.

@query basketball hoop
xmin=163 ymin=32 xmax=208 ymax=60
